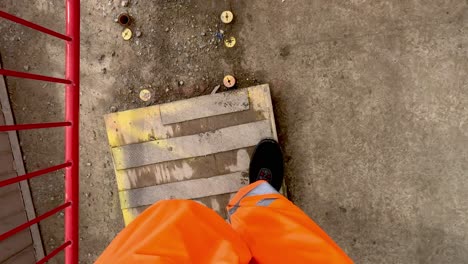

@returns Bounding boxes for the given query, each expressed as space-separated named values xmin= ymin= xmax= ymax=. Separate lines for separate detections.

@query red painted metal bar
xmin=0 ymin=69 xmax=71 ymax=84
xmin=0 ymin=11 xmax=71 ymax=41
xmin=0 ymin=2 xmax=80 ymax=262
xmin=0 ymin=122 xmax=71 ymax=132
xmin=37 ymin=241 xmax=72 ymax=264
xmin=64 ymin=0 xmax=80 ymax=263
xmin=0 ymin=162 xmax=71 ymax=188
xmin=0 ymin=202 xmax=71 ymax=241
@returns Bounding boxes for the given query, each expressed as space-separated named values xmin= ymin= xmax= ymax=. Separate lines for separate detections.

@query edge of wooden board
xmin=0 ymin=57 xmax=44 ymax=260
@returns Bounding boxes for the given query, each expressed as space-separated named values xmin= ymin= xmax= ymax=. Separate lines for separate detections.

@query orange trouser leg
xmin=227 ymin=180 xmax=353 ymax=264
xmin=95 ymin=200 xmax=251 ymax=264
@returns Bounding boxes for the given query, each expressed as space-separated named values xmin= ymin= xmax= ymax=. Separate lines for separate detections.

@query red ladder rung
xmin=0 ymin=122 xmax=71 ymax=132
xmin=37 ymin=241 xmax=72 ymax=264
xmin=0 ymin=202 xmax=71 ymax=241
xmin=0 ymin=11 xmax=71 ymax=41
xmin=1 ymin=1 xmax=80 ymax=262
xmin=0 ymin=69 xmax=71 ymax=84
xmin=0 ymin=162 xmax=71 ymax=188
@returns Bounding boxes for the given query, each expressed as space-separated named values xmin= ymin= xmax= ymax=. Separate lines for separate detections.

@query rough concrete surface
xmin=0 ymin=0 xmax=467 ymax=263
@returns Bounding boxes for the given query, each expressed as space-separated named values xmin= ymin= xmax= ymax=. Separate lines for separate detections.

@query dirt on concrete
xmin=1 ymin=0 xmax=468 ymax=263
xmin=1 ymin=0 xmax=263 ymax=263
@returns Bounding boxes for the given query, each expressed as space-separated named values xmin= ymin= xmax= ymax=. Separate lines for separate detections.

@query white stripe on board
xmin=160 ymin=89 xmax=250 ymax=125
xmin=112 ymin=120 xmax=272 ymax=169
xmin=119 ymin=173 xmax=248 ymax=209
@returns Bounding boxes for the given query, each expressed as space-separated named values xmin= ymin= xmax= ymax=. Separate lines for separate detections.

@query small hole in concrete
xmin=118 ymin=14 xmax=131 ymax=26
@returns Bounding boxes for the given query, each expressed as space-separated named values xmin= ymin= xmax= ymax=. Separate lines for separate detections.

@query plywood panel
xmin=0 ymin=133 xmax=10 ymax=152
xmin=0 ymin=210 xmax=28 ymax=234
xmin=0 ymin=230 xmax=32 ymax=263
xmin=0 ymin=171 xmax=17 ymax=181
xmin=0 ymin=187 xmax=25 ymax=219
xmin=105 ymin=85 xmax=284 ymax=225
xmin=112 ymin=120 xmax=272 ymax=169
xmin=160 ymin=89 xmax=249 ymax=124
xmin=0 ymin=60 xmax=42 ymax=261
xmin=2 ymin=246 xmax=36 ymax=264
xmin=0 ymin=183 xmax=19 ymax=198
xmin=0 ymin=153 xmax=15 ymax=175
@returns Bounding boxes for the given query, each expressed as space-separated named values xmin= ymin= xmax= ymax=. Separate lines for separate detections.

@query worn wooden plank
xmin=0 ymin=172 xmax=20 ymax=199
xmin=2 ymin=245 xmax=36 ymax=264
xmin=165 ymin=104 xmax=263 ymax=139
xmin=160 ymin=90 xmax=249 ymax=125
xmin=0 ymin=59 xmax=43 ymax=260
xmin=119 ymin=172 xmax=248 ymax=209
xmin=115 ymin=147 xmax=253 ymax=191
xmin=0 ymin=133 xmax=11 ymax=152
xmin=104 ymin=85 xmax=272 ymax=147
xmin=121 ymin=192 xmax=237 ymax=225
xmin=115 ymin=153 xmax=218 ymax=191
xmin=0 ymin=210 xmax=28 ymax=234
xmin=112 ymin=120 xmax=272 ymax=170
xmin=0 ymin=153 xmax=15 ymax=175
xmin=0 ymin=183 xmax=19 ymax=198
xmin=0 ymin=189 xmax=25 ymax=219
xmin=0 ymin=171 xmax=17 ymax=181
xmin=104 ymin=105 xmax=168 ymax=148
xmin=0 ymin=230 xmax=32 ymax=263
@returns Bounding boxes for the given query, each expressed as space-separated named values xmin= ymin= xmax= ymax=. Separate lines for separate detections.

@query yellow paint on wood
xmin=104 ymin=106 xmax=172 ymax=147
xmin=122 ymin=208 xmax=138 ymax=225
xmin=104 ymin=84 xmax=285 ymax=226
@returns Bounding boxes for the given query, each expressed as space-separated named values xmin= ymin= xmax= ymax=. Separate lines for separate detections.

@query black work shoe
xmin=249 ymin=139 xmax=284 ymax=191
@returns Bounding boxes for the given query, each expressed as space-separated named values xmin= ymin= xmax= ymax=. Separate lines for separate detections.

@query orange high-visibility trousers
xmin=96 ymin=181 xmax=353 ymax=264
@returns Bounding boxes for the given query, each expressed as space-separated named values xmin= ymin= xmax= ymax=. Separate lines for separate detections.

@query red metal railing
xmin=0 ymin=0 xmax=80 ymax=263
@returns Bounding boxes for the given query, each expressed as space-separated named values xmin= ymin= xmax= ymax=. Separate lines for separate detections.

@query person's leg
xmin=96 ymin=200 xmax=251 ymax=264
xmin=227 ymin=139 xmax=353 ymax=264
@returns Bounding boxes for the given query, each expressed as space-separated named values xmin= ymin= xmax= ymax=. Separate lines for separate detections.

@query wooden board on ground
xmin=159 ymin=89 xmax=249 ymax=125
xmin=105 ymin=84 xmax=283 ymax=225
xmin=0 ymin=59 xmax=44 ymax=262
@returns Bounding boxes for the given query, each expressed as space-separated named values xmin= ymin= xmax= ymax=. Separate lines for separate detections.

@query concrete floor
xmin=245 ymin=2 xmax=468 ymax=263
xmin=1 ymin=0 xmax=467 ymax=263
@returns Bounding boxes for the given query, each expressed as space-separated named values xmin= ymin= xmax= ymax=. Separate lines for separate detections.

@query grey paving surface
xmin=237 ymin=1 xmax=468 ymax=263
xmin=1 ymin=0 xmax=467 ymax=263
